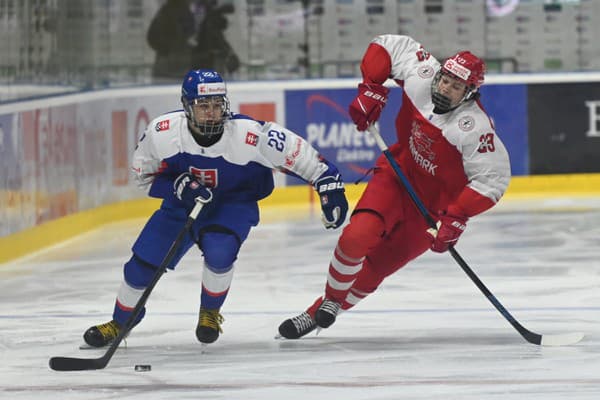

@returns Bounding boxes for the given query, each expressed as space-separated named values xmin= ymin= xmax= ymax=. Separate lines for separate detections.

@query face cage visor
xmin=430 ymin=70 xmax=476 ymax=113
xmin=183 ymin=95 xmax=230 ymax=137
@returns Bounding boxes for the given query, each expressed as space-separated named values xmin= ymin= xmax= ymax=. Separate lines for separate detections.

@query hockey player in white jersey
xmin=83 ymin=69 xmax=348 ymax=347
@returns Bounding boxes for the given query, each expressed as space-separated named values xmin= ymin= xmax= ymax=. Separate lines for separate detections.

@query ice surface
xmin=1 ymin=199 xmax=600 ymax=399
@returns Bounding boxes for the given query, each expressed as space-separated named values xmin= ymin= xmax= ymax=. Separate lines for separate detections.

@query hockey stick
xmin=49 ymin=200 xmax=205 ymax=371
xmin=367 ymin=124 xmax=583 ymax=346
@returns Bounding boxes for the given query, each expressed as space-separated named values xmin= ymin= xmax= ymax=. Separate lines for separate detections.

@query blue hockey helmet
xmin=181 ymin=69 xmax=230 ymax=139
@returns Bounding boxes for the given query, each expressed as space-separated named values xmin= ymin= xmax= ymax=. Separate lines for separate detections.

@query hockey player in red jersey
xmin=278 ymin=35 xmax=511 ymax=339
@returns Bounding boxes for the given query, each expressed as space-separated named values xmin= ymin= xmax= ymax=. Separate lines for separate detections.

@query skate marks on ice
xmin=1 ymin=207 xmax=600 ymax=399
xmin=4 ymin=301 xmax=600 ymax=400
xmin=4 ymin=314 xmax=600 ymax=400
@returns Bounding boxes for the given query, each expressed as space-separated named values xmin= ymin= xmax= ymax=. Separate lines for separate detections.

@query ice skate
xmin=196 ymin=307 xmax=224 ymax=344
xmin=83 ymin=320 xmax=121 ymax=348
xmin=277 ymin=311 xmax=317 ymax=339
xmin=315 ymin=299 xmax=341 ymax=328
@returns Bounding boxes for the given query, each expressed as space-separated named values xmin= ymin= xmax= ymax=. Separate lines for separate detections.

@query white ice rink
xmin=1 ymin=198 xmax=600 ymax=400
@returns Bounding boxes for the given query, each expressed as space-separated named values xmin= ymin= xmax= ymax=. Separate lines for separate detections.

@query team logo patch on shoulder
xmin=245 ymin=132 xmax=259 ymax=146
xmin=155 ymin=120 xmax=170 ymax=132
xmin=418 ymin=65 xmax=434 ymax=79
xmin=458 ymin=116 xmax=475 ymax=132
xmin=416 ymin=47 xmax=431 ymax=62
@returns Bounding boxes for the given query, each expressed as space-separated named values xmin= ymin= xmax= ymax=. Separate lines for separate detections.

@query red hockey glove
xmin=426 ymin=211 xmax=468 ymax=253
xmin=348 ymin=83 xmax=389 ymax=131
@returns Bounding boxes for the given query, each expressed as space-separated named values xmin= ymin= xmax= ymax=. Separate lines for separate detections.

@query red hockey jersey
xmin=362 ymin=35 xmax=511 ymax=218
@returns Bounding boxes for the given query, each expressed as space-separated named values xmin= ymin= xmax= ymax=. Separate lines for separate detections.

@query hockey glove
xmin=426 ymin=211 xmax=468 ymax=253
xmin=174 ymin=172 xmax=213 ymax=209
xmin=348 ymin=83 xmax=389 ymax=131
xmin=314 ymin=174 xmax=348 ymax=229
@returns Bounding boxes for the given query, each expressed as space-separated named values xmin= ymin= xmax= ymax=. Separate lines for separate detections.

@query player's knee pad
xmin=338 ymin=211 xmax=385 ymax=256
xmin=123 ymin=255 xmax=158 ymax=288
xmin=200 ymin=231 xmax=240 ymax=271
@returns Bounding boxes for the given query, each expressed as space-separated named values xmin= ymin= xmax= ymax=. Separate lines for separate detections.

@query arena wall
xmin=1 ymin=74 xmax=600 ymax=263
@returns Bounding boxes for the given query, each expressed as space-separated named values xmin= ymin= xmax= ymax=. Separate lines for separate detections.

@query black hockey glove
xmin=314 ymin=174 xmax=348 ymax=229
xmin=174 ymin=172 xmax=213 ymax=209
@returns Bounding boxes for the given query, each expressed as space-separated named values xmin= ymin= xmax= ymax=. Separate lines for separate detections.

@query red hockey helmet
xmin=440 ymin=51 xmax=485 ymax=89
xmin=431 ymin=51 xmax=486 ymax=112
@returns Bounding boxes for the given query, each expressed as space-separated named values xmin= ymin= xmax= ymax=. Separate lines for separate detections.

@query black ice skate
xmin=278 ymin=311 xmax=317 ymax=339
xmin=83 ymin=320 xmax=121 ymax=348
xmin=315 ymin=299 xmax=341 ymax=328
xmin=196 ymin=307 xmax=224 ymax=344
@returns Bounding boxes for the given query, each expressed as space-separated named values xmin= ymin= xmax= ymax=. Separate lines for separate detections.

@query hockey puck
xmin=134 ymin=364 xmax=152 ymax=372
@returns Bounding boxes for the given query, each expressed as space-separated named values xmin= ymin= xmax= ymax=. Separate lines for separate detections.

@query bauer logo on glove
xmin=314 ymin=173 xmax=348 ymax=230
xmin=318 ymin=181 xmax=344 ymax=194
xmin=362 ymin=89 xmax=387 ymax=103
xmin=348 ymin=83 xmax=390 ymax=131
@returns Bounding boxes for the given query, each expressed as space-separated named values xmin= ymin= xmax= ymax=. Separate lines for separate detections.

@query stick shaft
xmin=49 ymin=201 xmax=205 ymax=371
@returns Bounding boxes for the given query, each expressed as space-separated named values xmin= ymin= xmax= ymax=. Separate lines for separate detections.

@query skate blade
xmin=200 ymin=342 xmax=209 ymax=354
xmin=78 ymin=338 xmax=127 ymax=350
xmin=274 ymin=328 xmax=321 ymax=340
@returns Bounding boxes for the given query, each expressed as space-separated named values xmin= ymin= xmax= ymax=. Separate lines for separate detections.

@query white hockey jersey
xmin=131 ymin=111 xmax=334 ymax=205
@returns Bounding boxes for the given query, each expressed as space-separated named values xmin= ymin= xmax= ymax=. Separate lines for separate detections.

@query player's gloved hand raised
xmin=348 ymin=83 xmax=389 ymax=131
xmin=314 ymin=174 xmax=348 ymax=229
xmin=426 ymin=211 xmax=468 ymax=253
xmin=174 ymin=172 xmax=213 ymax=209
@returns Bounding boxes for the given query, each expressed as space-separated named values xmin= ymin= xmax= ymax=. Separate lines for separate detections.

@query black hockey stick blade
xmin=49 ymin=355 xmax=108 ymax=371
xmin=49 ymin=320 xmax=126 ymax=371
xmin=49 ymin=201 xmax=205 ymax=371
